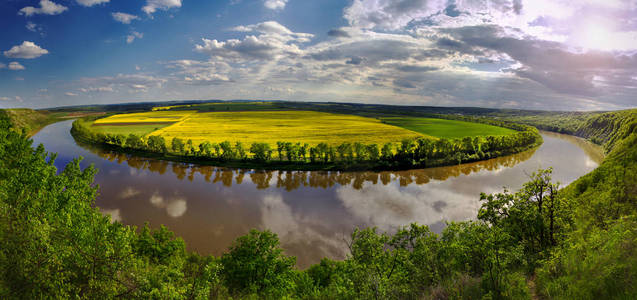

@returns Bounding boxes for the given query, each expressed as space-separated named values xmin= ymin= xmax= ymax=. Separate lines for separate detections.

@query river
xmin=32 ymin=120 xmax=603 ymax=268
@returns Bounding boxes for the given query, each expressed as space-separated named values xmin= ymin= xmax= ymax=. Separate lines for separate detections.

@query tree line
xmin=71 ymin=118 xmax=541 ymax=170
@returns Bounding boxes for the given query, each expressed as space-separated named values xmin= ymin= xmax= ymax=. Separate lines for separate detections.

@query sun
xmin=574 ymin=19 xmax=618 ymax=51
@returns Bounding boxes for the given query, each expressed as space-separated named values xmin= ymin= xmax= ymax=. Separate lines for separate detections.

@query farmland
xmin=381 ymin=117 xmax=516 ymax=139
xmin=71 ymin=107 xmax=541 ymax=171
xmin=93 ymin=110 xmax=429 ymax=146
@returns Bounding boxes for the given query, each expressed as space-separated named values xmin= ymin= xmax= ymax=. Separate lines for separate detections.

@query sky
xmin=1 ymin=0 xmax=636 ymax=110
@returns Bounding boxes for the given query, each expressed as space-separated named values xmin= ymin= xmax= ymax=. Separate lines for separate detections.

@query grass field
xmin=381 ymin=117 xmax=515 ymax=139
xmin=90 ymin=124 xmax=171 ymax=136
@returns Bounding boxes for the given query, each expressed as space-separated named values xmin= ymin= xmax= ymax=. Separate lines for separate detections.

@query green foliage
xmin=537 ymin=216 xmax=637 ymax=299
xmin=220 ymin=229 xmax=296 ymax=297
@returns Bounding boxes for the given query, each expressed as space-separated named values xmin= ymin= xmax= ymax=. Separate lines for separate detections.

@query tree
xmin=199 ymin=141 xmax=213 ymax=157
xmin=235 ymin=142 xmax=246 ymax=160
xmin=381 ymin=143 xmax=393 ymax=160
xmin=276 ymin=141 xmax=285 ymax=161
xmin=126 ymin=134 xmax=144 ymax=149
xmin=478 ymin=168 xmax=561 ymax=267
xmin=147 ymin=135 xmax=168 ymax=153
xmin=171 ymin=137 xmax=185 ymax=154
xmin=186 ymin=139 xmax=195 ymax=155
xmin=299 ymin=143 xmax=309 ymax=161
xmin=250 ymin=143 xmax=271 ymax=162
xmin=220 ymin=230 xmax=296 ymax=297
xmin=354 ymin=142 xmax=367 ymax=161
xmin=367 ymin=144 xmax=380 ymax=161
xmin=219 ymin=141 xmax=234 ymax=160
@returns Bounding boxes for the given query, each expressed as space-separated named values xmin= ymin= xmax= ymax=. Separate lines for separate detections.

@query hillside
xmin=0 ymin=109 xmax=54 ymax=136
xmin=497 ymin=109 xmax=637 ymax=152
xmin=535 ymin=110 xmax=637 ymax=298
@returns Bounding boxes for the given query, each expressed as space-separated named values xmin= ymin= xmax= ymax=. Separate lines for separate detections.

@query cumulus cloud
xmin=4 ymin=41 xmax=49 ymax=59
xmin=264 ymin=0 xmax=288 ymax=10
xmin=8 ymin=62 xmax=25 ymax=71
xmin=142 ymin=0 xmax=182 ymax=15
xmin=112 ymin=12 xmax=139 ymax=24
xmin=65 ymin=92 xmax=78 ymax=97
xmin=76 ymin=0 xmax=109 ymax=6
xmin=195 ymin=21 xmax=312 ymax=61
xmin=19 ymin=0 xmax=68 ymax=17
xmin=0 ymin=97 xmax=10 ymax=101
xmin=126 ymin=32 xmax=144 ymax=44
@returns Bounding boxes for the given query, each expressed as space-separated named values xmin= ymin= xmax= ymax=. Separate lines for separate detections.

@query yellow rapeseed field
xmin=144 ymin=111 xmax=428 ymax=146
xmin=94 ymin=111 xmax=195 ymax=124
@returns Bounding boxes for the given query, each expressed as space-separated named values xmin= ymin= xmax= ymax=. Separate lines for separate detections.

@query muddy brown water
xmin=32 ymin=120 xmax=603 ymax=268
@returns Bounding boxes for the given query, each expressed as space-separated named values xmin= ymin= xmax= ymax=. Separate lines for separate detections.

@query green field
xmin=89 ymin=123 xmax=171 ymax=136
xmin=381 ymin=117 xmax=515 ymax=139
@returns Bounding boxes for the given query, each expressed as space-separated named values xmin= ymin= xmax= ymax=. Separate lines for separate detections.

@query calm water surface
xmin=32 ymin=120 xmax=603 ymax=267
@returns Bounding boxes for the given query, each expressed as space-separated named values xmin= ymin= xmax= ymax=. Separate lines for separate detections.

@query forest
xmin=1 ymin=108 xmax=635 ymax=298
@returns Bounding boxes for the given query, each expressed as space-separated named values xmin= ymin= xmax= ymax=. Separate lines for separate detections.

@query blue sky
xmin=1 ymin=0 xmax=636 ymax=110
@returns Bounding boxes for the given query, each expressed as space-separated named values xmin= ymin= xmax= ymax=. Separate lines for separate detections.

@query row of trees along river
xmin=71 ymin=116 xmax=541 ymax=170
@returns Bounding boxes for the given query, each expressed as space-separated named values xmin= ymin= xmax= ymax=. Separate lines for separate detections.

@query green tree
xmin=198 ymin=141 xmax=213 ymax=157
xmin=147 ymin=135 xmax=168 ymax=153
xmin=126 ymin=134 xmax=144 ymax=149
xmin=220 ymin=230 xmax=296 ymax=297
xmin=171 ymin=137 xmax=185 ymax=154
xmin=250 ymin=143 xmax=271 ymax=162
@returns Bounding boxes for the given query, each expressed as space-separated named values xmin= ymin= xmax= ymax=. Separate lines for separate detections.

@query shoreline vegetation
xmin=70 ymin=112 xmax=542 ymax=171
xmin=1 ymin=105 xmax=634 ymax=299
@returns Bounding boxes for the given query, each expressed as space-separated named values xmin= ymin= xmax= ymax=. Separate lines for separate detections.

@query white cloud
xmin=79 ymin=86 xmax=114 ymax=93
xmin=264 ymin=0 xmax=288 ymax=10
xmin=8 ymin=62 xmax=25 ymax=71
xmin=112 ymin=12 xmax=139 ymax=24
xmin=195 ymin=21 xmax=312 ymax=61
xmin=26 ymin=22 xmax=39 ymax=32
xmin=19 ymin=0 xmax=68 ymax=17
xmin=126 ymin=32 xmax=144 ymax=44
xmin=0 ymin=63 xmax=5 ymax=69
xmin=4 ymin=41 xmax=49 ymax=59
xmin=0 ymin=97 xmax=10 ymax=101
xmin=65 ymin=92 xmax=78 ymax=97
xmin=142 ymin=0 xmax=182 ymax=15
xmin=75 ymin=73 xmax=166 ymax=94
xmin=76 ymin=0 xmax=110 ymax=7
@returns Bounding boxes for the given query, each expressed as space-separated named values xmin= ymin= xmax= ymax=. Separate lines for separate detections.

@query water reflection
xmin=81 ymin=140 xmax=538 ymax=191
xmin=32 ymin=121 xmax=603 ymax=268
